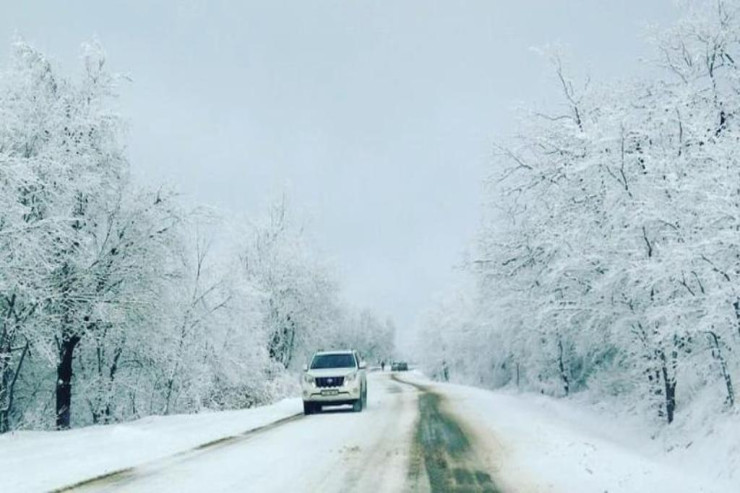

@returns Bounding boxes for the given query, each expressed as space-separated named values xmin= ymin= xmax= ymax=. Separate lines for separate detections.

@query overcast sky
xmin=1 ymin=1 xmax=678 ymax=335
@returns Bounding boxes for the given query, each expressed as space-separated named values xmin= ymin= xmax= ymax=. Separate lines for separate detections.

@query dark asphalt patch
xmin=394 ymin=375 xmax=500 ymax=493
xmin=50 ymin=469 xmax=136 ymax=493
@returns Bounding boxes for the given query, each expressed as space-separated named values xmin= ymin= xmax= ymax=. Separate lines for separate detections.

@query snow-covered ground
xmin=402 ymin=372 xmax=737 ymax=493
xmin=64 ymin=374 xmax=418 ymax=493
xmin=0 ymin=372 xmax=735 ymax=492
xmin=0 ymin=398 xmax=301 ymax=492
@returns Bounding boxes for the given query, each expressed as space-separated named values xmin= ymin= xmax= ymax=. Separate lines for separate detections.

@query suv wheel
xmin=352 ymin=396 xmax=363 ymax=413
xmin=303 ymin=401 xmax=314 ymax=415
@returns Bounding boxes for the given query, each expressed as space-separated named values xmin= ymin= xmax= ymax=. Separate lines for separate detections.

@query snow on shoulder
xmin=0 ymin=398 xmax=301 ymax=492
xmin=399 ymin=372 xmax=735 ymax=493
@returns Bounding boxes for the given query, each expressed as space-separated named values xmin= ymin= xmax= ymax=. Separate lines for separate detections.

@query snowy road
xmin=50 ymin=371 xmax=733 ymax=493
xmin=65 ymin=372 xmax=499 ymax=493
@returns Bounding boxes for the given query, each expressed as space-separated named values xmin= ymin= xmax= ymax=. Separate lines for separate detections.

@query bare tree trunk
xmin=658 ymin=348 xmax=677 ymax=424
xmin=0 ymin=295 xmax=17 ymax=433
xmin=103 ymin=345 xmax=123 ymax=423
xmin=163 ymin=374 xmax=176 ymax=416
xmin=636 ymin=323 xmax=676 ymax=422
xmin=56 ymin=333 xmax=81 ymax=430
xmin=283 ymin=316 xmax=296 ymax=368
xmin=707 ymin=331 xmax=734 ymax=407
xmin=163 ymin=321 xmax=189 ymax=416
xmin=557 ymin=336 xmax=570 ymax=396
xmin=0 ymin=340 xmax=29 ymax=433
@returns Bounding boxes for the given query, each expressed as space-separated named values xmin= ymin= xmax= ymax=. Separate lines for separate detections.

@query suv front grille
xmin=315 ymin=376 xmax=344 ymax=388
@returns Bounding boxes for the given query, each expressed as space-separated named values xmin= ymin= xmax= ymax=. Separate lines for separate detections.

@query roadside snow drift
xmin=0 ymin=398 xmax=300 ymax=492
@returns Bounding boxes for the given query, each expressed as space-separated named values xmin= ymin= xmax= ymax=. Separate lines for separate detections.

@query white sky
xmin=1 ymin=1 xmax=679 ymax=334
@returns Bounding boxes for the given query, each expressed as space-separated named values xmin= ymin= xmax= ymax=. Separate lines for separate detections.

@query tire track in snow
xmin=393 ymin=375 xmax=501 ymax=493
xmin=335 ymin=375 xmax=418 ymax=493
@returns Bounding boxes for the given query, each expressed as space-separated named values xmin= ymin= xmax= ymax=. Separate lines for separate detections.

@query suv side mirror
xmin=359 ymin=361 xmax=367 ymax=370
xmin=303 ymin=363 xmax=308 ymax=372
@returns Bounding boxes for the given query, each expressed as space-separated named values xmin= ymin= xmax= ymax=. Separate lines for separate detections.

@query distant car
xmin=391 ymin=361 xmax=408 ymax=371
xmin=301 ymin=350 xmax=368 ymax=415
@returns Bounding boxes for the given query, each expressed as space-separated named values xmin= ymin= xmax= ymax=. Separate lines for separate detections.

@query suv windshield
xmin=310 ymin=353 xmax=356 ymax=369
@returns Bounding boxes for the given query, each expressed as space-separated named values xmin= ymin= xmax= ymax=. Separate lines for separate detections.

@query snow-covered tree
xmin=418 ymin=0 xmax=740 ymax=426
xmin=0 ymin=39 xmax=395 ymax=433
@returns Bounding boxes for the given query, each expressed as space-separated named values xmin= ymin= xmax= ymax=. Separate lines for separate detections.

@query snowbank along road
xmin=61 ymin=372 xmax=503 ymax=493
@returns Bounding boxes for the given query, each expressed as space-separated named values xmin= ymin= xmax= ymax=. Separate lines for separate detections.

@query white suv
xmin=301 ymin=350 xmax=368 ymax=415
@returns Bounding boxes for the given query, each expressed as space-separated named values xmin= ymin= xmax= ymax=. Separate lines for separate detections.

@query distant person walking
xmin=381 ymin=361 xmax=386 ymax=371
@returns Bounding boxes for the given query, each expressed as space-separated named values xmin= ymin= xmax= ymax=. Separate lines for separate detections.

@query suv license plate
xmin=321 ymin=389 xmax=339 ymax=396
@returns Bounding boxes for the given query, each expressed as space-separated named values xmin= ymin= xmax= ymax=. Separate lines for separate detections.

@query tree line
xmin=419 ymin=0 xmax=740 ymax=425
xmin=0 ymin=41 xmax=394 ymax=432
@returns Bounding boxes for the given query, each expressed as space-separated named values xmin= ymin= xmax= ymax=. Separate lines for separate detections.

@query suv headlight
xmin=303 ymin=374 xmax=315 ymax=384
xmin=345 ymin=372 xmax=357 ymax=384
